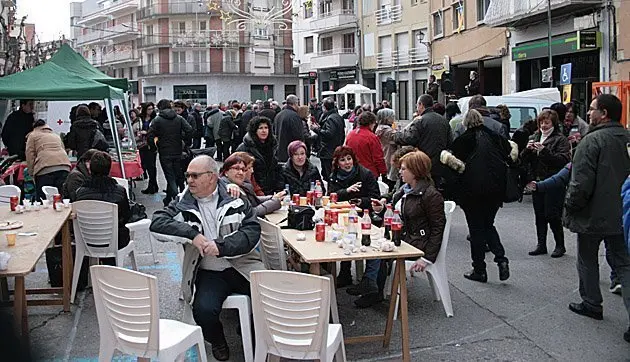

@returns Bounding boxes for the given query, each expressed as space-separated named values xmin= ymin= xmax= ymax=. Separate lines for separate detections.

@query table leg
xmin=398 ymin=258 xmax=411 ymax=362
xmin=0 ymin=277 xmax=8 ymax=302
xmin=61 ymin=220 xmax=73 ymax=312
xmin=309 ymin=262 xmax=321 ymax=275
xmin=14 ymin=276 xmax=28 ymax=345
xmin=383 ymin=258 xmax=401 ymax=348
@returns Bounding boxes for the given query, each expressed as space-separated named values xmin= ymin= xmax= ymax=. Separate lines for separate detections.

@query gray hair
xmin=190 ymin=155 xmax=219 ymax=173
xmin=463 ymin=109 xmax=484 ymax=129
xmin=377 ymin=108 xmax=395 ymax=125
xmin=286 ymin=94 xmax=299 ymax=106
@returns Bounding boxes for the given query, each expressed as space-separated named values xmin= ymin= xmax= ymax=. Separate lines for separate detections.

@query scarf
xmin=540 ymin=127 xmax=554 ymax=144
xmin=336 ymin=166 xmax=357 ymax=182
xmin=402 ymin=183 xmax=413 ymax=195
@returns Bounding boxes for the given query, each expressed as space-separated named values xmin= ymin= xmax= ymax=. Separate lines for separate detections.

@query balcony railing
xmin=319 ymin=8 xmax=355 ymax=17
xmin=375 ymin=4 xmax=402 ymax=25
xmin=103 ymin=49 xmax=137 ymax=64
xmin=376 ymin=47 xmax=429 ymax=68
xmin=137 ymin=1 xmax=222 ymax=19
xmin=317 ymin=48 xmax=355 ymax=57
xmin=139 ymin=30 xmax=249 ymax=48
xmin=310 ymin=8 xmax=358 ymax=33
xmin=140 ymin=62 xmax=251 ymax=76
xmin=77 ymin=30 xmax=106 ymax=45
xmin=104 ymin=22 xmax=140 ymax=39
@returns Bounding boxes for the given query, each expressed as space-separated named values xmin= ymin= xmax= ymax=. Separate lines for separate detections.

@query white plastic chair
xmin=251 ymin=270 xmax=346 ymax=362
xmin=90 ymin=265 xmax=207 ymax=362
xmin=113 ymin=177 xmax=129 ymax=198
xmin=71 ymin=200 xmax=138 ymax=303
xmin=0 ymin=185 xmax=20 ymax=204
xmin=41 ymin=186 xmax=59 ymax=201
xmin=377 ymin=181 xmax=389 ymax=196
xmin=386 ymin=201 xmax=456 ymax=318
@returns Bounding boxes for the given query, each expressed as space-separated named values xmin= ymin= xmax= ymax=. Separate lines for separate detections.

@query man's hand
xmin=409 ymin=259 xmax=428 ymax=272
xmin=192 ymin=234 xmax=220 ymax=256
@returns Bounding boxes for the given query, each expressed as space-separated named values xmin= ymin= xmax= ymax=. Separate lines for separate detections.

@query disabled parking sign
xmin=559 ymin=63 xmax=572 ymax=85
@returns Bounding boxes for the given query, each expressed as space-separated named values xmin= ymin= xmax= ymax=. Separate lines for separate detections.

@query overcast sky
xmin=17 ymin=0 xmax=72 ymax=42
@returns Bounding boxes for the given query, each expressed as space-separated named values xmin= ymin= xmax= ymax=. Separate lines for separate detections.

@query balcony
xmin=103 ymin=49 xmax=138 ymax=64
xmin=484 ymin=0 xmax=602 ymax=28
xmin=104 ymin=22 xmax=141 ymax=42
xmin=375 ymin=4 xmax=402 ymax=26
xmin=140 ymin=62 xmax=252 ymax=76
xmin=310 ymin=9 xmax=358 ymax=34
xmin=137 ymin=1 xmax=221 ymax=20
xmin=376 ymin=47 xmax=429 ymax=68
xmin=139 ymin=30 xmax=249 ymax=49
xmin=311 ymin=48 xmax=358 ymax=69
xmin=103 ymin=0 xmax=139 ymax=17
xmin=77 ymin=30 xmax=108 ymax=45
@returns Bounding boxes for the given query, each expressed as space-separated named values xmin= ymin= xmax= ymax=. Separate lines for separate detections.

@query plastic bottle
xmin=361 ymin=209 xmax=372 ymax=246
xmin=282 ymin=184 xmax=291 ymax=209
xmin=314 ymin=180 xmax=323 ymax=208
xmin=391 ymin=210 xmax=402 ymax=246
xmin=347 ymin=207 xmax=359 ymax=238
xmin=383 ymin=204 xmax=394 ymax=240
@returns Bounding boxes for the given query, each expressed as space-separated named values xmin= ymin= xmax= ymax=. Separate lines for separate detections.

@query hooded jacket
xmin=148 ymin=109 xmax=193 ymax=158
xmin=188 ymin=109 xmax=203 ymax=139
xmin=314 ymin=109 xmax=345 ymax=159
xmin=219 ymin=111 xmax=236 ymax=142
xmin=236 ymin=133 xmax=284 ymax=195
xmin=346 ymin=125 xmax=388 ymax=178
xmin=259 ymin=107 xmax=277 ymax=124
xmin=25 ymin=126 xmax=71 ymax=177
xmin=66 ymin=115 xmax=102 ymax=158
xmin=150 ymin=180 xmax=263 ymax=304
xmin=391 ymin=179 xmax=446 ymax=263
xmin=281 ymin=159 xmax=325 ymax=196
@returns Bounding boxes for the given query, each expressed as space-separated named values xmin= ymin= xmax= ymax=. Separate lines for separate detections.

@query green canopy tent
xmin=0 ymin=61 xmax=129 ymax=177
xmin=48 ymin=43 xmax=129 ymax=92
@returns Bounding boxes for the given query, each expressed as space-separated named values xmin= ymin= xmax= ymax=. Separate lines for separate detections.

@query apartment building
xmin=71 ymin=0 xmax=141 ymax=103
xmin=360 ymin=0 xmax=430 ymax=121
xmin=612 ymin=0 xmax=630 ymax=81
xmin=137 ymin=0 xmax=297 ymax=104
xmin=293 ymin=0 xmax=359 ymax=104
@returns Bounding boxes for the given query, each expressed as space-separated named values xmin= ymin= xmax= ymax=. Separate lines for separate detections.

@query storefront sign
xmin=330 ymin=69 xmax=356 ymax=81
xmin=143 ymin=86 xmax=156 ymax=95
xmin=512 ymin=30 xmax=602 ymax=61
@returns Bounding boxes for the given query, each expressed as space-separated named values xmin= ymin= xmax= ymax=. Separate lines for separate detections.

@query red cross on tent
xmin=57 ymin=119 xmax=63 ymax=126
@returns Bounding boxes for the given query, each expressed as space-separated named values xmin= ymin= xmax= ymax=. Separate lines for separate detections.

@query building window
xmin=319 ymin=0 xmax=332 ymax=15
xmin=198 ymin=21 xmax=207 ymax=31
xmin=342 ymin=0 xmax=353 ymax=11
xmin=225 ymin=49 xmax=239 ymax=72
xmin=362 ymin=0 xmax=374 ymax=13
xmin=251 ymin=85 xmax=274 ymax=100
xmin=255 ymin=51 xmax=270 ymax=68
xmin=173 ymin=85 xmax=207 ymax=104
xmin=343 ymin=33 xmax=355 ymax=52
xmin=193 ymin=50 xmax=207 ymax=72
xmin=432 ymin=11 xmax=443 ymax=38
xmin=305 ymin=36 xmax=314 ymax=53
xmin=320 ymin=36 xmax=333 ymax=53
xmin=177 ymin=22 xmax=186 ymax=34
xmin=254 ymin=26 xmax=269 ymax=39
xmin=452 ymin=3 xmax=465 ymax=32
xmin=145 ymin=53 xmax=154 ymax=74
xmin=477 ymin=0 xmax=491 ymax=22
xmin=304 ymin=3 xmax=313 ymax=18
xmin=173 ymin=51 xmax=186 ymax=73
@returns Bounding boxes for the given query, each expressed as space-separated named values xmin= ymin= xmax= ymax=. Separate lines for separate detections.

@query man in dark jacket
xmin=259 ymin=101 xmax=277 ymax=124
xmin=204 ymin=105 xmax=221 ymax=151
xmin=309 ymin=98 xmax=323 ymax=122
xmin=218 ymin=110 xmax=236 ymax=162
xmin=148 ymin=99 xmax=194 ymax=206
xmin=240 ymin=105 xmax=256 ymax=141
xmin=274 ymin=95 xmax=309 ymax=162
xmin=312 ymin=97 xmax=346 ymax=180
xmin=564 ymin=94 xmax=630 ymax=343
xmin=2 ymin=99 xmax=35 ymax=159
xmin=394 ymin=94 xmax=452 ymax=190
xmin=189 ymin=103 xmax=204 ymax=149
xmin=427 ymin=75 xmax=439 ymax=101
xmin=174 ymin=101 xmax=195 ymax=147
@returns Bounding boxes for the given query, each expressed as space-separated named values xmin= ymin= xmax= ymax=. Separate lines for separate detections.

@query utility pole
xmin=546 ymin=0 xmax=553 ymax=83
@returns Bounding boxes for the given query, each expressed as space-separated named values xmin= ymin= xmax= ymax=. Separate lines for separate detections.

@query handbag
xmin=128 ymin=201 xmax=148 ymax=223
xmin=285 ymin=205 xmax=316 ymax=230
xmin=504 ymin=162 xmax=522 ymax=203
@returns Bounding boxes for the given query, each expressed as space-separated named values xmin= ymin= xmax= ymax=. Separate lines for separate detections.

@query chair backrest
xmin=90 ymin=265 xmax=160 ymax=359
xmin=41 ymin=186 xmax=59 ymax=202
xmin=377 ymin=181 xmax=389 ymax=196
xmin=72 ymin=200 xmax=119 ymax=258
xmin=258 ymin=217 xmax=287 ymax=271
xmin=113 ymin=177 xmax=130 ymax=198
xmin=0 ymin=185 xmax=20 ymax=204
xmin=434 ymin=201 xmax=456 ymax=267
xmin=251 ymin=270 xmax=331 ymax=360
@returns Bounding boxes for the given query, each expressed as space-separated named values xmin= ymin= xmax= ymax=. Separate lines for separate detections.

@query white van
xmin=457 ymin=88 xmax=561 ymax=131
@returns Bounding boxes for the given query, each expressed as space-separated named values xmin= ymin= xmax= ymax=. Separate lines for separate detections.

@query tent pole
xmin=105 ymin=98 xmax=126 ymax=179
xmin=120 ymin=96 xmax=136 ymax=150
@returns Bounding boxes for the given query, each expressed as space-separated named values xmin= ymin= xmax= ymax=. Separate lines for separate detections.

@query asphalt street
xmin=17 ymin=156 xmax=630 ymax=361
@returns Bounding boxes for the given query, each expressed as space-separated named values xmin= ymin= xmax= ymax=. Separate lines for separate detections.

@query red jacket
xmin=345 ymin=125 xmax=388 ymax=178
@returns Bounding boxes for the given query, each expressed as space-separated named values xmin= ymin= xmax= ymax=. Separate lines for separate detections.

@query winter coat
xmin=236 ymin=133 xmax=284 ymax=195
xmin=521 ymin=130 xmax=571 ymax=181
xmin=328 ymin=165 xmax=380 ymax=210
xmin=391 ymin=179 xmax=446 ymax=263
xmin=450 ymin=125 xmax=511 ymax=208
xmin=309 ymin=105 xmax=323 ymax=122
xmin=561 ymin=116 xmax=589 ymax=138
xmin=564 ymin=122 xmax=630 ymax=235
xmin=314 ymin=109 xmax=345 ymax=160
xmin=622 ymin=176 xmax=630 ymax=251
xmin=511 ymin=125 xmax=534 ymax=154
xmin=375 ymin=124 xmax=399 ymax=181
xmin=427 ymin=82 xmax=439 ymax=102
xmin=189 ymin=110 xmax=203 ymax=139
xmin=454 ymin=108 xmax=508 ymax=139
xmin=63 ymin=162 xmax=89 ymax=202
xmin=66 ymin=116 xmax=103 ymax=158
xmin=150 ymin=180 xmax=263 ymax=305
xmin=394 ymin=108 xmax=452 ymax=180
xmin=75 ymin=176 xmax=131 ymax=248
xmin=1 ymin=109 xmax=34 ymax=159
xmin=281 ymin=160 xmax=325 ymax=196
xmin=274 ymin=107 xmax=308 ymax=162
xmin=346 ymin=125 xmax=388 ymax=178
xmin=259 ymin=108 xmax=277 ymax=124
xmin=240 ymin=110 xmax=256 ymax=140
xmin=148 ymin=109 xmax=193 ymax=159
xmin=221 ymin=176 xmax=280 ymax=217
xmin=25 ymin=126 xmax=71 ymax=177
xmin=535 ymin=163 xmax=571 ymax=193
xmin=218 ymin=112 xmax=236 ymax=142
xmin=205 ymin=108 xmax=223 ymax=140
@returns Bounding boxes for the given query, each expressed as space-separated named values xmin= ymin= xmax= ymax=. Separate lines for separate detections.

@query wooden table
xmin=0 ymin=206 xmax=73 ymax=345
xmin=266 ymin=212 xmax=423 ymax=362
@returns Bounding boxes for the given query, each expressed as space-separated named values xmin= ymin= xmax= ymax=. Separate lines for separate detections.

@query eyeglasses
xmin=230 ymin=166 xmax=250 ymax=173
xmin=184 ymin=171 xmax=213 ymax=180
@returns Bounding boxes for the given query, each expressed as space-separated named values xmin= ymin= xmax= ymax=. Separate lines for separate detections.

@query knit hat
xmin=287 ymin=140 xmax=307 ymax=158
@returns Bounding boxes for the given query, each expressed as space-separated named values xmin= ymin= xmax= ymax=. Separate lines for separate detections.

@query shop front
xmin=299 ymin=71 xmax=318 ymax=104
xmin=319 ymin=68 xmax=358 ymax=99
xmin=173 ymin=85 xmax=208 ymax=104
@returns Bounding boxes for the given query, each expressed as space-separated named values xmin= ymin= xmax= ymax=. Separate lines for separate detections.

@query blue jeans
xmin=364 ymin=259 xmax=381 ymax=281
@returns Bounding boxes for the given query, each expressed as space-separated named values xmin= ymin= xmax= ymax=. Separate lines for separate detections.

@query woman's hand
xmin=409 ymin=259 xmax=428 ymax=272
xmin=226 ymin=184 xmax=241 ymax=198
xmin=272 ymin=190 xmax=287 ymax=200
xmin=346 ymin=182 xmax=362 ymax=193
xmin=526 ymin=181 xmax=537 ymax=192
xmin=371 ymin=198 xmax=385 ymax=213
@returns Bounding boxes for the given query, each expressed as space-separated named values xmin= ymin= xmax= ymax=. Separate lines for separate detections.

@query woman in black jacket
xmin=451 ymin=109 xmax=511 ymax=283
xmin=327 ymin=146 xmax=380 ymax=288
xmin=75 ymin=151 xmax=131 ymax=251
xmin=520 ymin=109 xmax=571 ymax=258
xmin=236 ymin=116 xmax=283 ymax=195
xmin=139 ymin=102 xmax=159 ymax=194
xmin=282 ymin=140 xmax=325 ymax=196
xmin=66 ymin=105 xmax=107 ymax=157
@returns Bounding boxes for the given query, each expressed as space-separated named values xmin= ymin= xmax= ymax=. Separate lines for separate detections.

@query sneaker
xmin=347 ymin=278 xmax=378 ymax=296
xmin=610 ymin=281 xmax=622 ymax=295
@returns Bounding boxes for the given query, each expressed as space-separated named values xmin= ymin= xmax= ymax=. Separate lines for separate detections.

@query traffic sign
xmin=559 ymin=63 xmax=572 ymax=85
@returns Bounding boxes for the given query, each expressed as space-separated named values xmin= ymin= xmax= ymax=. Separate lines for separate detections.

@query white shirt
xmin=196 ymin=188 xmax=232 ymax=271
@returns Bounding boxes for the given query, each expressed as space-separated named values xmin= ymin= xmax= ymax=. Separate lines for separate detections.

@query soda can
xmin=330 ymin=192 xmax=338 ymax=203
xmin=292 ymin=194 xmax=300 ymax=205
xmin=9 ymin=196 xmax=18 ymax=211
xmin=306 ymin=190 xmax=314 ymax=205
xmin=315 ymin=222 xmax=326 ymax=242
xmin=331 ymin=209 xmax=339 ymax=225
xmin=53 ymin=194 xmax=62 ymax=211
xmin=324 ymin=208 xmax=332 ymax=225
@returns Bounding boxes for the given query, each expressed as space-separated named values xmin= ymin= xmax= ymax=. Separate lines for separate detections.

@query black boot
xmin=336 ymin=269 xmax=352 ymax=288
xmin=551 ymin=247 xmax=566 ymax=258
xmin=464 ymin=269 xmax=487 ymax=283
xmin=528 ymin=244 xmax=547 ymax=256
xmin=347 ymin=277 xmax=378 ymax=296
xmin=354 ymin=291 xmax=384 ymax=308
xmin=141 ymin=182 xmax=158 ymax=194
xmin=498 ymin=261 xmax=510 ymax=281
xmin=211 ymin=342 xmax=230 ymax=361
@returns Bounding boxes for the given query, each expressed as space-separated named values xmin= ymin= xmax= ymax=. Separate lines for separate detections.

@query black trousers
xmin=320 ymin=158 xmax=333 ymax=181
xmin=139 ymin=148 xmax=158 ymax=189
xmin=462 ymin=202 xmax=508 ymax=271
xmin=192 ymin=268 xmax=251 ymax=345
xmin=35 ymin=170 xmax=69 ymax=202
xmin=220 ymin=141 xmax=232 ymax=162
xmin=159 ymin=156 xmax=182 ymax=205
xmin=532 ymin=191 xmax=564 ymax=249
xmin=204 ymin=137 xmax=215 ymax=149
xmin=215 ymin=140 xmax=223 ymax=160
xmin=192 ymin=137 xmax=202 ymax=149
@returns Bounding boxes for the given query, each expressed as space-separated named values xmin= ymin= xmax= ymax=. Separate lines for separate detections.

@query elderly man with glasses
xmin=150 ymin=155 xmax=263 ymax=361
